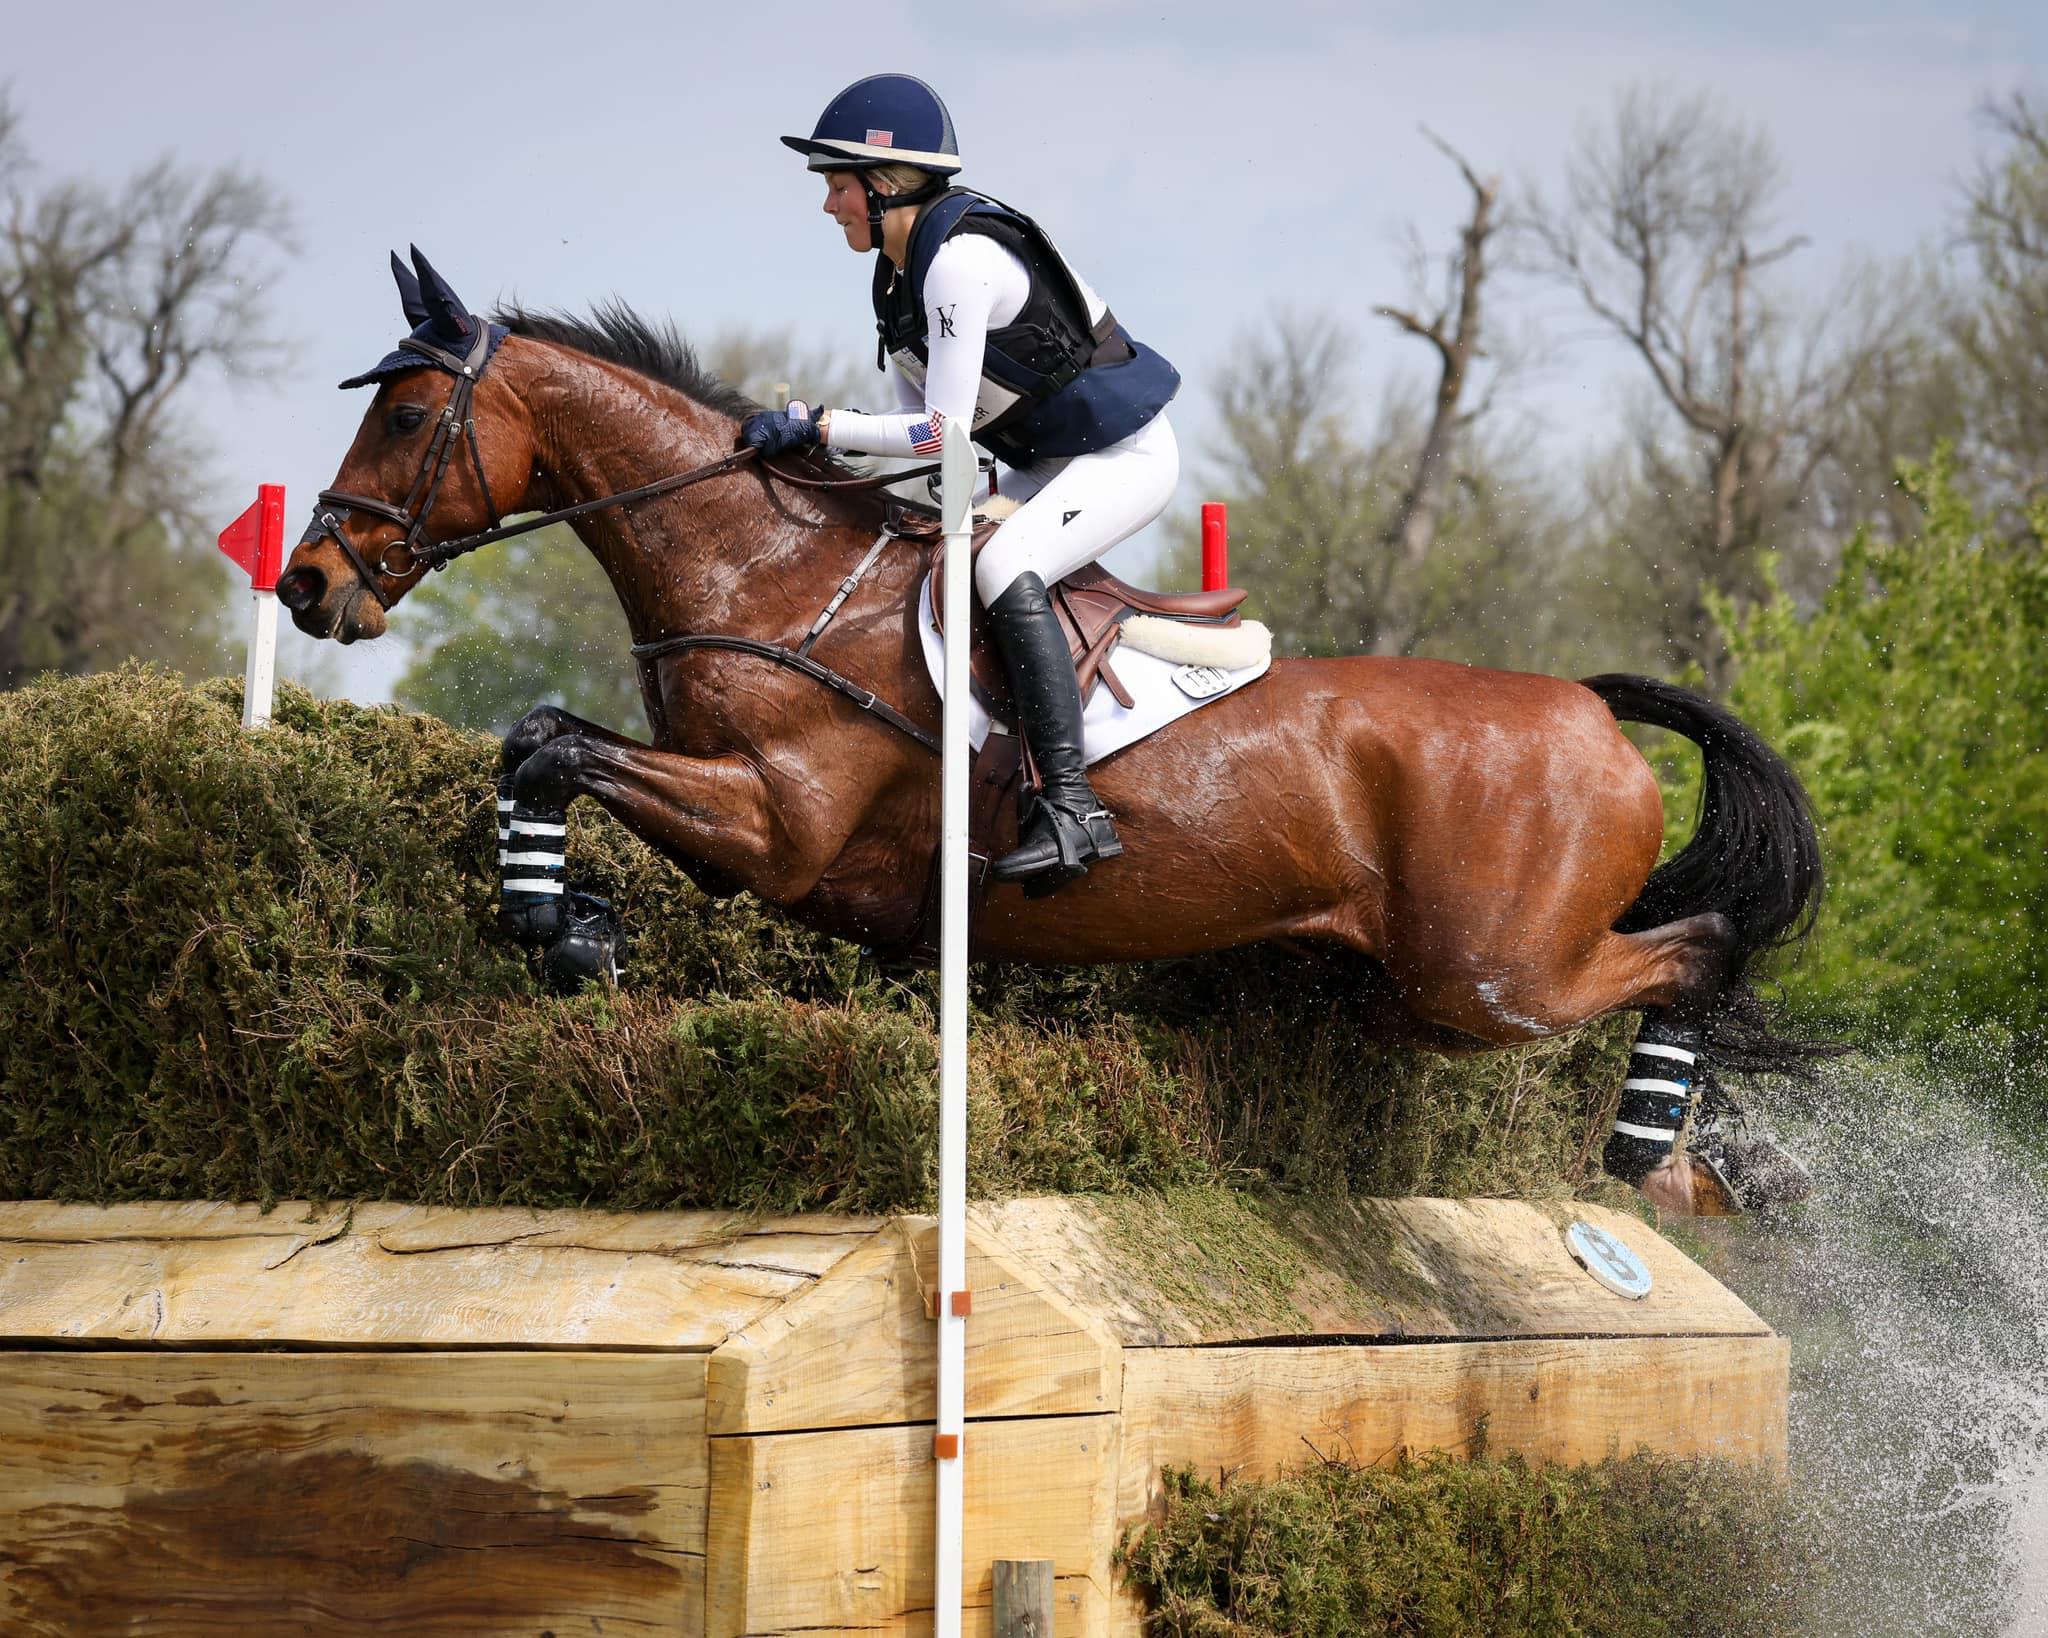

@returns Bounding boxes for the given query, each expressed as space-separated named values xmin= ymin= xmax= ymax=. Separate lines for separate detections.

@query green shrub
xmin=0 ymin=666 xmax=1629 ymax=1209
xmin=1119 ymin=1453 xmax=1824 ymax=1637
xmin=1659 ymin=449 xmax=2048 ymax=1038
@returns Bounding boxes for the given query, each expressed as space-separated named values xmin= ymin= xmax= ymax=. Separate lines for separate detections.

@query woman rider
xmin=738 ymin=73 xmax=1182 ymax=896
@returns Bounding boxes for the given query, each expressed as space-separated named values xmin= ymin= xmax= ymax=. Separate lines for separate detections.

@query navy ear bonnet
xmin=338 ymin=245 xmax=508 ymax=388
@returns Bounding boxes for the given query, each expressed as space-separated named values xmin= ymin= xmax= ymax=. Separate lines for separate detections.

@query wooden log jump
xmin=0 ymin=1194 xmax=1785 ymax=1635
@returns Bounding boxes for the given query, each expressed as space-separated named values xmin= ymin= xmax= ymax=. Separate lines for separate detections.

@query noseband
xmin=302 ymin=321 xmax=503 ymax=611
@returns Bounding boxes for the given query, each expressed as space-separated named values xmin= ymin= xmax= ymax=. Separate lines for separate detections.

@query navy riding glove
xmin=737 ymin=402 xmax=824 ymax=457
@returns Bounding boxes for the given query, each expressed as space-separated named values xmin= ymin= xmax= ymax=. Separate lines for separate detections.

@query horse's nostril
xmin=276 ymin=568 xmax=324 ymax=612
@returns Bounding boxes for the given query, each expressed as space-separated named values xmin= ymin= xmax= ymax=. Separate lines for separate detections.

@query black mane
xmin=492 ymin=301 xmax=759 ymax=420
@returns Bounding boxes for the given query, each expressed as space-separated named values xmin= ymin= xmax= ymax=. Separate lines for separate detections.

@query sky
xmin=11 ymin=0 xmax=2044 ymax=701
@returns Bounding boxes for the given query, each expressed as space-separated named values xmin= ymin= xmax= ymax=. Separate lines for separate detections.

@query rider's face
xmin=821 ymin=170 xmax=874 ymax=253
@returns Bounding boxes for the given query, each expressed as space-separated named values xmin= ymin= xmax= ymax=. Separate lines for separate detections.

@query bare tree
xmin=1526 ymin=86 xmax=1901 ymax=678
xmin=1182 ymin=310 xmax=1384 ymax=657
xmin=1953 ymin=90 xmax=2048 ymax=511
xmin=1164 ymin=306 xmax=1572 ymax=671
xmin=1369 ymin=129 xmax=1503 ymax=656
xmin=0 ymin=90 xmax=294 ymax=687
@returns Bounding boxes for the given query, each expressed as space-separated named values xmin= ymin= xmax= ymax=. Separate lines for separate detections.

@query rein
xmin=305 ymin=332 xmax=962 ymax=753
xmin=408 ymin=447 xmax=948 ymax=576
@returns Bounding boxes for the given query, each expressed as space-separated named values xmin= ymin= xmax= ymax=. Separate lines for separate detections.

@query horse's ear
xmin=408 ymin=244 xmax=476 ymax=341
xmin=389 ymin=250 xmax=430 ymax=327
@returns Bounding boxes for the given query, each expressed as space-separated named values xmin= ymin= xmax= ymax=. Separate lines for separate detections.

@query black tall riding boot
xmin=985 ymin=573 xmax=1122 ymax=895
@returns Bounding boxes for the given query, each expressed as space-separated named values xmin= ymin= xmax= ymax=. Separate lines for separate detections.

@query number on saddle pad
xmin=1172 ymin=664 xmax=1234 ymax=700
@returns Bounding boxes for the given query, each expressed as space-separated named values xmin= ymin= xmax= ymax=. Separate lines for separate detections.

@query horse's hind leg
xmin=1387 ymin=912 xmax=1751 ymax=1215
xmin=1390 ymin=911 xmax=1736 ymax=1047
xmin=1486 ymin=912 xmax=1755 ymax=1218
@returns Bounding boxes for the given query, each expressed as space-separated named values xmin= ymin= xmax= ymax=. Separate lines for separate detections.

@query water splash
xmin=1707 ymin=1039 xmax=2048 ymax=1634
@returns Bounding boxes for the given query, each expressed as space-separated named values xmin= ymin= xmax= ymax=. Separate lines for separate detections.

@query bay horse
xmin=278 ymin=255 xmax=1824 ymax=1215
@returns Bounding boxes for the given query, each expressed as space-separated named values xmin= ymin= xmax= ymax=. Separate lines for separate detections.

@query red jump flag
xmin=1201 ymin=502 xmax=1228 ymax=592
xmin=218 ymin=483 xmax=285 ymax=729
xmin=217 ymin=482 xmax=286 ymax=591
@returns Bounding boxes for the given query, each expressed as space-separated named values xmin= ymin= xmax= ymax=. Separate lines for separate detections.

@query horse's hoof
xmin=1637 ymin=1154 xmax=1743 ymax=1217
xmin=498 ymin=898 xmax=565 ymax=947
xmin=1713 ymin=1132 xmax=1816 ymax=1211
xmin=539 ymin=892 xmax=622 ymax=995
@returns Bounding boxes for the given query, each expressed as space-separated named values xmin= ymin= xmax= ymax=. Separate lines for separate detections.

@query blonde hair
xmin=868 ymin=162 xmax=945 ymax=196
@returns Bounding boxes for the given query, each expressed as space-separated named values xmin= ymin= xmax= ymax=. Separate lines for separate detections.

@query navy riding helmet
xmin=781 ymin=74 xmax=962 ymax=252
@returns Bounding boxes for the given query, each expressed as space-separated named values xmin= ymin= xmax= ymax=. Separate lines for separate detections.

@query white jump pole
xmin=242 ymin=585 xmax=280 ymax=731
xmin=933 ymin=416 xmax=975 ymax=1633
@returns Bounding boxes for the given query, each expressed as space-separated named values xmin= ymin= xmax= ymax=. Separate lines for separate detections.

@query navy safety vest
xmin=871 ymin=189 xmax=1180 ymax=468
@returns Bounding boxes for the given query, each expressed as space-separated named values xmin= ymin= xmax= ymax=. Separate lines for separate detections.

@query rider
xmin=740 ymin=73 xmax=1182 ymax=895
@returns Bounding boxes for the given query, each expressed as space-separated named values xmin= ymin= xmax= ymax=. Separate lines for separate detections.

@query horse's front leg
xmin=511 ymin=731 xmax=838 ymax=911
xmin=499 ymin=704 xmax=642 ymax=780
xmin=493 ymin=708 xmax=658 ymax=957
xmin=495 ymin=706 xmax=746 ymax=907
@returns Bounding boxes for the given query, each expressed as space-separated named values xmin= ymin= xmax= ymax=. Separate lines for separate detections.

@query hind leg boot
xmin=1603 ymin=1010 xmax=1742 ymax=1216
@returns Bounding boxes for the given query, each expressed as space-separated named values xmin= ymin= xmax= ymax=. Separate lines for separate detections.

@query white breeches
xmin=973 ymin=413 xmax=1180 ymax=606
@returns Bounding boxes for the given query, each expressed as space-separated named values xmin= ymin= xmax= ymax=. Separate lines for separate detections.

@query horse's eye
xmin=386 ymin=404 xmax=428 ymax=435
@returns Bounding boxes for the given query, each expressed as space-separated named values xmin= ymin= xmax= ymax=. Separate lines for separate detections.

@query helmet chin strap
xmin=862 ymin=177 xmax=888 ymax=256
xmin=860 ymin=173 xmax=949 ymax=258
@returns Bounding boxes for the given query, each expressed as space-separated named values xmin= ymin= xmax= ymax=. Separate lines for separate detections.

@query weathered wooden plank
xmin=980 ymin=1195 xmax=1771 ymax=1345
xmin=0 ymin=1200 xmax=876 ymax=1349
xmin=706 ymin=1416 xmax=1118 ymax=1638
xmin=0 ymin=1349 xmax=708 ymax=1636
xmin=994 ymin=1558 xmax=1056 ymax=1637
xmin=707 ymin=1218 xmax=1119 ymax=1434
xmin=0 ymin=1197 xmax=1770 ymax=1351
xmin=1116 ymin=1334 xmax=1791 ymax=1525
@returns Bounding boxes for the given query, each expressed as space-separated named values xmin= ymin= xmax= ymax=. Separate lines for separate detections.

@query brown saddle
xmin=890 ymin=499 xmax=1248 ymax=715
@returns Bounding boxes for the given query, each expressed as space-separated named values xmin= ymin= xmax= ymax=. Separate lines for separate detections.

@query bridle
xmin=301 ymin=320 xmax=503 ymax=611
xmin=300 ymin=325 xmax=947 ymax=612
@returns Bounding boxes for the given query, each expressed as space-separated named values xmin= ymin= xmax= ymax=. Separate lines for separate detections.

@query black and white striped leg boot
xmin=1603 ymin=1013 xmax=1740 ymax=1216
xmin=497 ymin=778 xmax=569 ymax=946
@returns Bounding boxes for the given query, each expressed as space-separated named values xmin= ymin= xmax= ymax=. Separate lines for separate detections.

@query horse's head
xmin=277 ymin=248 xmax=535 ymax=642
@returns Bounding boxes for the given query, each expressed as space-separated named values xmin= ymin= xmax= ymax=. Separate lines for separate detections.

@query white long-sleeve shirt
xmin=825 ymin=232 xmax=1105 ymax=461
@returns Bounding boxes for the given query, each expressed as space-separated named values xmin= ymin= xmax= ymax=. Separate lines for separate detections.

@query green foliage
xmin=1119 ymin=1454 xmax=1824 ymax=1637
xmin=0 ymin=666 xmax=1631 ymax=1209
xmin=1680 ymin=448 xmax=2048 ymax=1035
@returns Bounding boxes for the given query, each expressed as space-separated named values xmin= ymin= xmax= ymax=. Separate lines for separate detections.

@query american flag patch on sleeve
xmin=909 ymin=409 xmax=946 ymax=455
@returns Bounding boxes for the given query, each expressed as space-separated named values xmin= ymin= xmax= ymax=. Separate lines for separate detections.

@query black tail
xmin=1581 ymin=673 xmax=1834 ymax=1074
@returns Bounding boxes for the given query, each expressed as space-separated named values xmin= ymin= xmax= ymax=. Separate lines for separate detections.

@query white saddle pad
xmin=916 ymin=574 xmax=1271 ymax=766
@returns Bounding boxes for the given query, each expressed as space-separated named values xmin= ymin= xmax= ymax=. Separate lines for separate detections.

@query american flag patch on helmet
xmin=909 ymin=409 xmax=945 ymax=455
xmin=866 ymin=129 xmax=894 ymax=145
